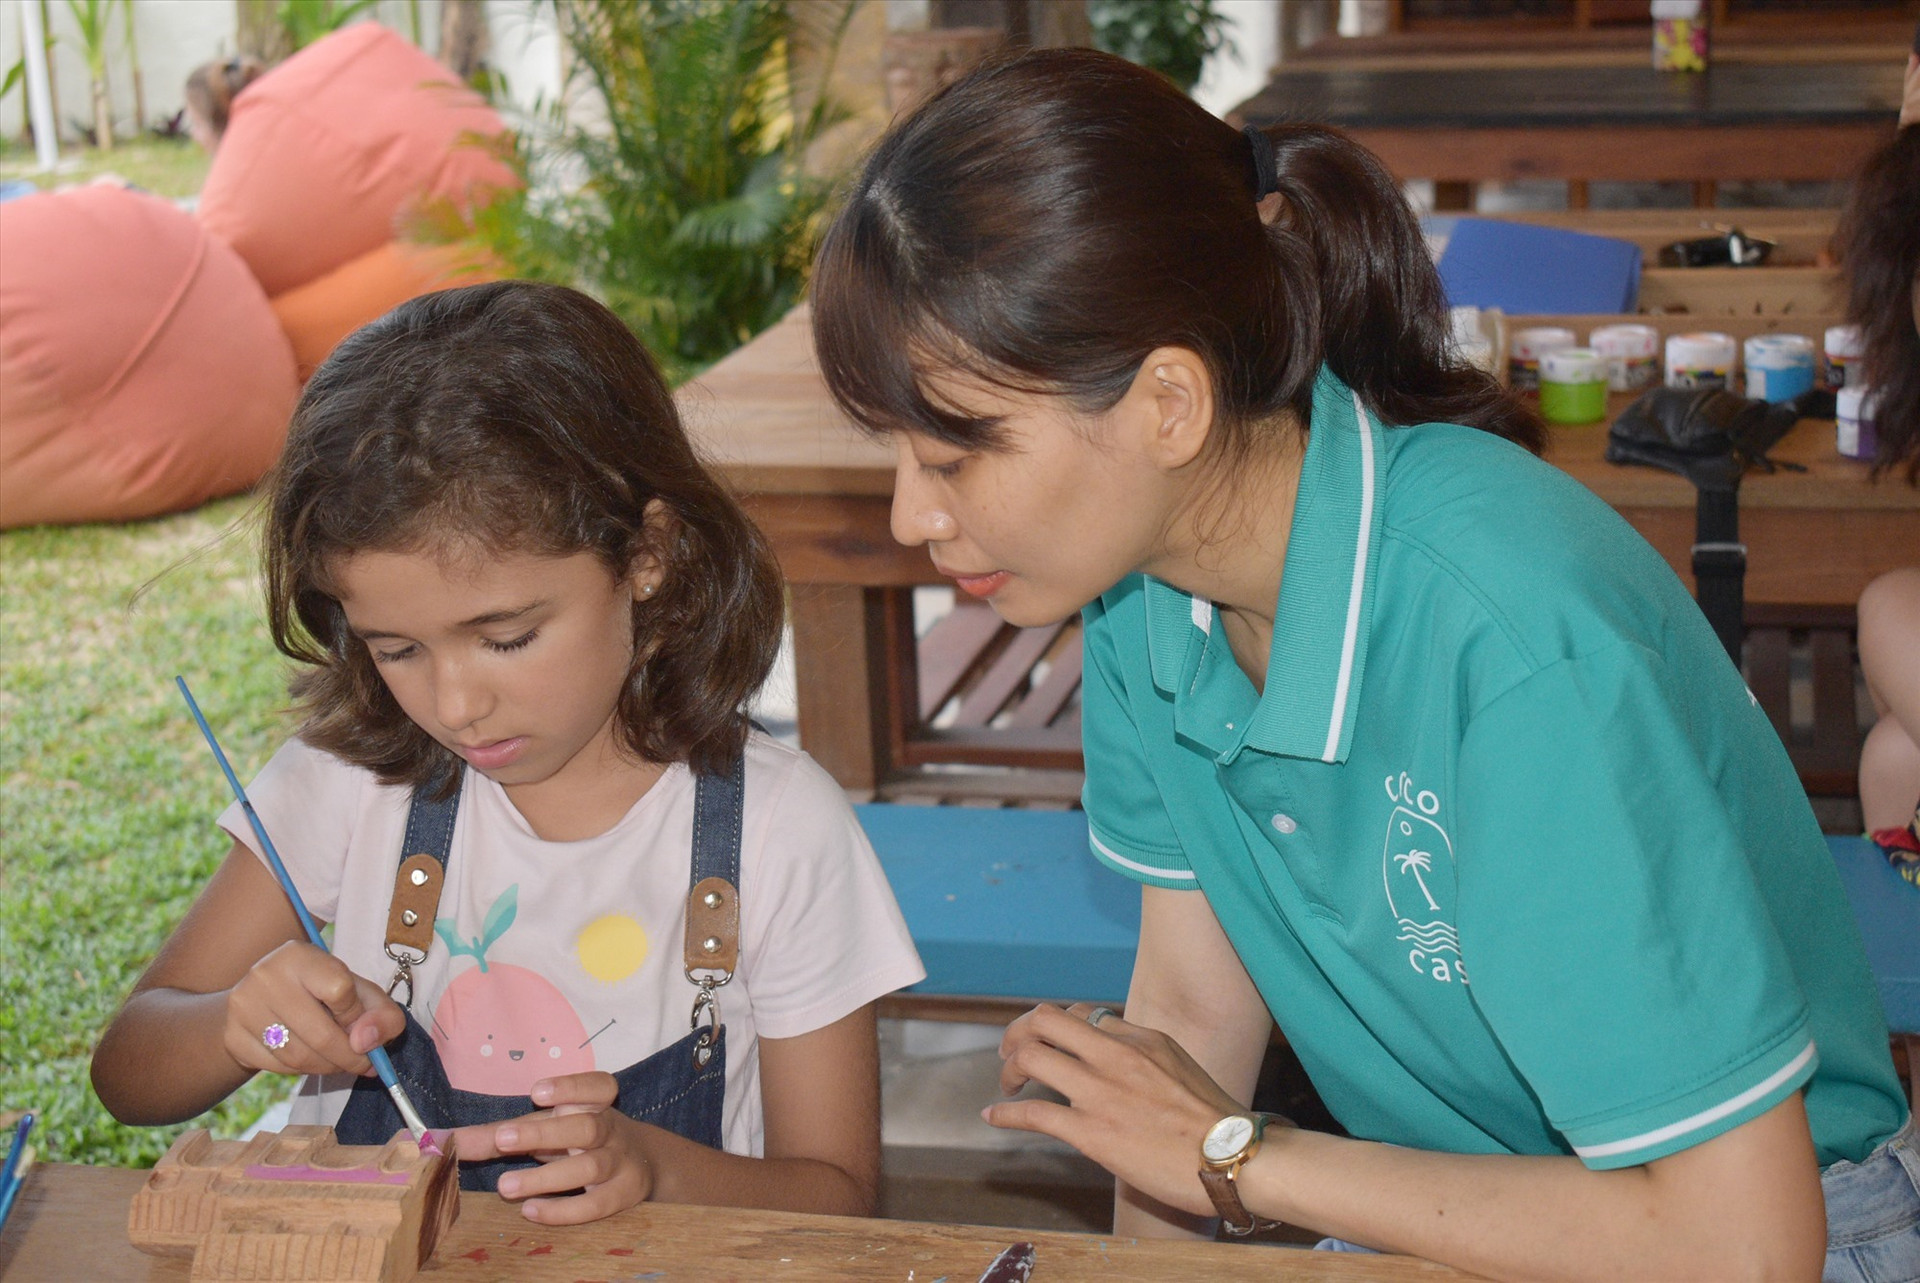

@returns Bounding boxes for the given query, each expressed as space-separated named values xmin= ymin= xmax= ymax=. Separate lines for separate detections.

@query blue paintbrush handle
xmin=176 ymin=678 xmax=427 ymax=1139
xmin=0 ymin=1113 xmax=35 ymax=1233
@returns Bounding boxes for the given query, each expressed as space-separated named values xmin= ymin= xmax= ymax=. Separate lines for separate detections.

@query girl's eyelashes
xmin=483 ymin=629 xmax=539 ymax=654
xmin=366 ymin=630 xmax=538 ymax=663
xmin=921 ymin=455 xmax=967 ymax=480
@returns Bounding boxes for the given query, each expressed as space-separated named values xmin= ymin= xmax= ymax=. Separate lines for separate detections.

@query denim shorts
xmin=1823 ymin=1114 xmax=1920 ymax=1283
xmin=1310 ymin=1115 xmax=1920 ymax=1278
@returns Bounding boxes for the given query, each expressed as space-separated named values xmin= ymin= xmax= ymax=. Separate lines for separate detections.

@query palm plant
xmin=62 ymin=0 xmax=113 ymax=149
xmin=276 ymin=0 xmax=381 ymax=52
xmin=452 ymin=0 xmax=854 ymax=382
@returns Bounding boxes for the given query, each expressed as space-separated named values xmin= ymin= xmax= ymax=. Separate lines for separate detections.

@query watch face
xmin=1203 ymin=1114 xmax=1255 ymax=1163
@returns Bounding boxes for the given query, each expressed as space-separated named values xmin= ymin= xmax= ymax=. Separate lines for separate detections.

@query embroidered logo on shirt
xmin=1382 ymin=773 xmax=1466 ymax=986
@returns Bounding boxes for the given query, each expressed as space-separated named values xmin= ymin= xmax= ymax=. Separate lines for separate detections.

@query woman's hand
xmin=452 ymin=1072 xmax=657 ymax=1224
xmin=984 ymin=1001 xmax=1262 ymax=1218
xmin=221 ymin=940 xmax=404 ymax=1079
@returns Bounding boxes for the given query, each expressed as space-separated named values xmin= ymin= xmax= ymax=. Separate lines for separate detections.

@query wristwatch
xmin=1199 ymin=1111 xmax=1285 ymax=1236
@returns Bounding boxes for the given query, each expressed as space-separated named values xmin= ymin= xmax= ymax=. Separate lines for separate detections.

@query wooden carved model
xmin=128 ymin=1126 xmax=458 ymax=1282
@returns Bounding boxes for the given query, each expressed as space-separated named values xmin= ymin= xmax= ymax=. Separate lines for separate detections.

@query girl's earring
xmin=641 ymin=582 xmax=657 ymax=598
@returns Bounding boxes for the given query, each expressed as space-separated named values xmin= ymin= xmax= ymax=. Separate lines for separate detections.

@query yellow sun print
xmin=577 ymin=913 xmax=648 ymax=983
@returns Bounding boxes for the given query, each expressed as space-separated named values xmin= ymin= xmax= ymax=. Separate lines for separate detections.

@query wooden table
xmin=1231 ymin=59 xmax=1903 ymax=208
xmin=0 ymin=1164 xmax=1473 ymax=1282
xmin=678 ymin=305 xmax=1919 ymax=796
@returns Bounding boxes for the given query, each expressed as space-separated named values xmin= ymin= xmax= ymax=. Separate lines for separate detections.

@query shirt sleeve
xmin=737 ymin=746 xmax=925 ymax=1040
xmin=1079 ymin=583 xmax=1201 ymax=890
xmin=1453 ymin=641 xmax=1816 ymax=1170
xmin=215 ymin=737 xmax=369 ymax=924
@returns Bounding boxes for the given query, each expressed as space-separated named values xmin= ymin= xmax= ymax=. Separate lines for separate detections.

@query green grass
xmin=0 ymin=134 xmax=212 ymax=200
xmin=0 ymin=496 xmax=298 ymax=1167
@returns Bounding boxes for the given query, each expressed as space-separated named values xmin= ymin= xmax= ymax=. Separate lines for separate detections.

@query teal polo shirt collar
xmin=1143 ymin=366 xmax=1386 ymax=765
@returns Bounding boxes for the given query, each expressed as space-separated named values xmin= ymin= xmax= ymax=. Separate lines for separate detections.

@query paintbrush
xmin=176 ymin=677 xmax=430 ymax=1141
xmin=0 ymin=1112 xmax=35 ymax=1234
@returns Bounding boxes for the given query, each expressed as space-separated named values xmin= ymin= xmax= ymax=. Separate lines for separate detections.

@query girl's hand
xmin=452 ymin=1072 xmax=656 ymax=1224
xmin=221 ymin=941 xmax=405 ymax=1079
xmin=985 ymin=1002 xmax=1261 ymax=1219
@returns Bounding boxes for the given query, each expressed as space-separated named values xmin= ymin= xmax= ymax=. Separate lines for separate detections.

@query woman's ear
xmin=627 ymin=499 xmax=678 ymax=602
xmin=1129 ymin=346 xmax=1214 ymax=472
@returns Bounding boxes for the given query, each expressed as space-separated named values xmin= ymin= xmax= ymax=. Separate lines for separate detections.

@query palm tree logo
xmin=1395 ymin=849 xmax=1441 ymax=913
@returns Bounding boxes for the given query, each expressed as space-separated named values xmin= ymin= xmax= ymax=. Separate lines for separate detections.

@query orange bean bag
xmin=0 ymin=186 xmax=299 ymax=529
xmin=197 ymin=22 xmax=516 ymax=298
xmin=270 ymin=240 xmax=500 ymax=379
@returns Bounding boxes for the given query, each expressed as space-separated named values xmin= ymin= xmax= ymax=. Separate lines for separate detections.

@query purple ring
xmin=261 ymin=1022 xmax=291 ymax=1052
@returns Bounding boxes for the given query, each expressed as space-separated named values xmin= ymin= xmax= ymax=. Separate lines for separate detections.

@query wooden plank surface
xmin=0 ymin=1164 xmax=1477 ymax=1282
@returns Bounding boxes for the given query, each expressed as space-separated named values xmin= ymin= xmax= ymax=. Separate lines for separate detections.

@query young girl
xmin=809 ymin=48 xmax=1916 ymax=1281
xmin=92 ymin=281 xmax=925 ymax=1223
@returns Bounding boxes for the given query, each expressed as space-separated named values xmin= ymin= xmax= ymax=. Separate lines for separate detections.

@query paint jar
xmin=1743 ymin=334 xmax=1816 ymax=403
xmin=1652 ymin=0 xmax=1709 ymax=72
xmin=1664 ymin=331 xmax=1736 ymax=390
xmin=1836 ymin=385 xmax=1879 ymax=461
xmin=1590 ymin=323 xmax=1661 ymax=393
xmin=1824 ymin=324 xmax=1864 ymax=391
xmin=1539 ymin=348 xmax=1609 ymax=425
xmin=1509 ymin=327 xmax=1576 ymax=392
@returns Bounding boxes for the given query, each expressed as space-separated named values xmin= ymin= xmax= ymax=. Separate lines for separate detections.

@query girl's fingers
xmin=446 ymin=1120 xmax=514 ymax=1162
xmin=529 ymin=1071 xmax=618 ymax=1109
xmin=491 ymin=1109 xmax=605 ymax=1157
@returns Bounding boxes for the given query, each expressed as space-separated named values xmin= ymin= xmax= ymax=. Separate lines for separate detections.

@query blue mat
xmin=1437 ymin=217 xmax=1642 ymax=314
xmin=857 ymin=805 xmax=1138 ymax=1003
xmin=1828 ymin=836 xmax=1920 ymax=1034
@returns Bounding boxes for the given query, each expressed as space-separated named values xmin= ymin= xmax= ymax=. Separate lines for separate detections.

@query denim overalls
xmin=333 ymin=756 xmax=743 ymax=1192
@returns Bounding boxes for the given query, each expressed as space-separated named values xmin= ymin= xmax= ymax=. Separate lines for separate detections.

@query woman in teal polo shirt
xmin=810 ymin=47 xmax=1916 ymax=1282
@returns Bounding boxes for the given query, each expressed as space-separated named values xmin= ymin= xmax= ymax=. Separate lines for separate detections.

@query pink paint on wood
xmin=241 ymin=1163 xmax=412 ymax=1185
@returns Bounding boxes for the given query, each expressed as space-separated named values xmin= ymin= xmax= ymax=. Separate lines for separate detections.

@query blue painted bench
xmin=1828 ymin=836 xmax=1920 ymax=1112
xmin=857 ymin=804 xmax=1137 ymax=1019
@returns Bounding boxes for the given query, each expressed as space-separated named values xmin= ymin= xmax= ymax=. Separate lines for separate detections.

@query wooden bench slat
xmin=951 ymin=621 xmax=1067 ymax=728
xmin=1007 ymin=626 xmax=1085 ymax=730
xmin=917 ymin=601 xmax=1010 ymax=720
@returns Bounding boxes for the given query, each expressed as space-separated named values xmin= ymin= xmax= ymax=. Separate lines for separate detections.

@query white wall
xmin=1191 ymin=0 xmax=1280 ymax=120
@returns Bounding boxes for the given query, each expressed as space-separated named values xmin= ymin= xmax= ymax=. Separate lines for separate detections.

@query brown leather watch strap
xmin=1199 ymin=1165 xmax=1274 ymax=1236
xmin=684 ymin=876 xmax=739 ymax=974
xmin=386 ymin=853 xmax=445 ymax=956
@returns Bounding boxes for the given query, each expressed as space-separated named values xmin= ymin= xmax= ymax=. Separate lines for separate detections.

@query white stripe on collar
xmin=1191 ymin=594 xmax=1212 ymax=634
xmin=1322 ymin=390 xmax=1376 ymax=763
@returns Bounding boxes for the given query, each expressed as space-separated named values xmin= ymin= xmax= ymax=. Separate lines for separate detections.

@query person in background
xmin=1842 ymin=27 xmax=1920 ymax=869
xmin=183 ymin=56 xmax=266 ymax=152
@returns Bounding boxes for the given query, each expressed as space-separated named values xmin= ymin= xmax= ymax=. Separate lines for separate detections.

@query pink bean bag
xmin=197 ymin=22 xmax=516 ymax=298
xmin=0 ymin=186 xmax=299 ymax=529
xmin=269 ymin=240 xmax=502 ymax=380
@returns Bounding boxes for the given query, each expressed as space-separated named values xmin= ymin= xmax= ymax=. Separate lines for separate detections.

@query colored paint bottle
xmin=1837 ymin=385 xmax=1879 ymax=461
xmin=1652 ymin=0 xmax=1709 ymax=72
xmin=1509 ymin=327 xmax=1576 ymax=392
xmin=1824 ymin=324 xmax=1864 ymax=391
xmin=1539 ymin=349 xmax=1609 ymax=424
xmin=1664 ymin=331 xmax=1736 ymax=390
xmin=1743 ymin=334 xmax=1815 ymax=403
xmin=1590 ymin=323 xmax=1661 ymax=392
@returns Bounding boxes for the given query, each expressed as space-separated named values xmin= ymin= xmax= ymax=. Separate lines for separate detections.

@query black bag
xmin=1603 ymin=387 xmax=1812 ymax=660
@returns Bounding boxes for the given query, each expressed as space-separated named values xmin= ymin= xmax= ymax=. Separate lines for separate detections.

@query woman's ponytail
xmin=1255 ymin=124 xmax=1543 ymax=452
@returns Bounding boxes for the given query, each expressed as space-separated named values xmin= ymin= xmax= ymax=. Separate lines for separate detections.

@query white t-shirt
xmin=219 ymin=731 xmax=924 ymax=1157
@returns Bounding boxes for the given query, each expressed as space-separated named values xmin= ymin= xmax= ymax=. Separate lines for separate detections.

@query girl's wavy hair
xmin=811 ymin=47 xmax=1542 ymax=465
xmin=1835 ymin=123 xmax=1920 ymax=484
xmin=264 ymin=281 xmax=784 ymax=794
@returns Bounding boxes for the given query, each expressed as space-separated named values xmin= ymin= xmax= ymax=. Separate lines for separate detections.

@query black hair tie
xmin=1243 ymin=125 xmax=1279 ymax=200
